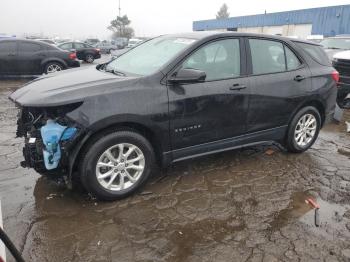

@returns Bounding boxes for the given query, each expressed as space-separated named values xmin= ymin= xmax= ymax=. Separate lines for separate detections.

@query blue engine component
xmin=40 ymin=119 xmax=77 ymax=170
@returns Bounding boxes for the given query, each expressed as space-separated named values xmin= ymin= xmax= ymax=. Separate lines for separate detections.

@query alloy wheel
xmin=95 ymin=143 xmax=145 ymax=191
xmin=46 ymin=64 xmax=62 ymax=73
xmin=294 ymin=113 xmax=317 ymax=147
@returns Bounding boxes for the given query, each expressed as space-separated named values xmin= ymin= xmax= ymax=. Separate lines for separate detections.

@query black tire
xmin=85 ymin=54 xmax=94 ymax=63
xmin=44 ymin=62 xmax=63 ymax=74
xmin=285 ymin=106 xmax=321 ymax=153
xmin=79 ymin=131 xmax=156 ymax=201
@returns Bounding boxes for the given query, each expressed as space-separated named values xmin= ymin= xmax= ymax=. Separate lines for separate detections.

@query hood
xmin=9 ymin=66 xmax=140 ymax=107
xmin=333 ymin=50 xmax=350 ymax=60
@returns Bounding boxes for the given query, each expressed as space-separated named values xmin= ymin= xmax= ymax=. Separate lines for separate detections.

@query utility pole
xmin=118 ymin=0 xmax=121 ymax=17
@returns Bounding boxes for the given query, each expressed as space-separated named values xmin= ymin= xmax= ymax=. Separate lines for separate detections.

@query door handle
xmin=294 ymin=75 xmax=305 ymax=82
xmin=230 ymin=83 xmax=246 ymax=91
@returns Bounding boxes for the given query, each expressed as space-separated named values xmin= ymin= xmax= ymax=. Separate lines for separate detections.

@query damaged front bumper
xmin=15 ymin=103 xmax=84 ymax=175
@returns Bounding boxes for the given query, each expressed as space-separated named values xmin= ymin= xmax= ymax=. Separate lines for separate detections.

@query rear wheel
xmin=85 ymin=54 xmax=94 ymax=63
xmin=44 ymin=62 xmax=63 ymax=74
xmin=285 ymin=106 xmax=321 ymax=153
xmin=79 ymin=131 xmax=155 ymax=200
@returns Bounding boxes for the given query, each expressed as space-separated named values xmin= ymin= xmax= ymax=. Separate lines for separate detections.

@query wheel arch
xmin=41 ymin=58 xmax=67 ymax=72
xmin=289 ymin=99 xmax=325 ymax=127
xmin=68 ymin=120 xmax=164 ymax=180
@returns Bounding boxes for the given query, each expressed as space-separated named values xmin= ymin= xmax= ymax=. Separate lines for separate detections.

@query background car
xmin=94 ymin=41 xmax=119 ymax=54
xmin=85 ymin=38 xmax=100 ymax=46
xmin=320 ymin=36 xmax=350 ymax=59
xmin=58 ymin=41 xmax=101 ymax=63
xmin=127 ymin=38 xmax=143 ymax=48
xmin=0 ymin=39 xmax=80 ymax=76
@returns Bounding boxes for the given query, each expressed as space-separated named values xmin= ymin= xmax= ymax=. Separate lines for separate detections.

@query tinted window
xmin=295 ymin=42 xmax=330 ymax=66
xmin=59 ymin=43 xmax=73 ymax=50
xmin=74 ymin=43 xmax=85 ymax=49
xmin=249 ymin=39 xmax=286 ymax=74
xmin=0 ymin=41 xmax=16 ymax=53
xmin=182 ymin=39 xmax=240 ymax=81
xmin=285 ymin=46 xmax=301 ymax=70
xmin=18 ymin=42 xmax=42 ymax=52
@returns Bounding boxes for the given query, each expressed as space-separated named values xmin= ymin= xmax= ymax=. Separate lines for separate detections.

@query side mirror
xmin=168 ymin=68 xmax=206 ymax=84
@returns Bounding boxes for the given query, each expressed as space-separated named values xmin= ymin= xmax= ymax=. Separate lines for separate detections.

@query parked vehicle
xmin=332 ymin=51 xmax=350 ymax=108
xmin=320 ymin=36 xmax=350 ymax=59
xmin=58 ymin=42 xmax=101 ymax=63
xmin=127 ymin=38 xmax=143 ymax=48
xmin=85 ymin=38 xmax=100 ymax=46
xmin=94 ymin=41 xmax=118 ymax=54
xmin=0 ymin=39 xmax=80 ymax=76
xmin=10 ymin=32 xmax=338 ymax=200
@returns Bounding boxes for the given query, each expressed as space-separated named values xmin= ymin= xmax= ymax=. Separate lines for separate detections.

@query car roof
xmin=160 ymin=31 xmax=320 ymax=45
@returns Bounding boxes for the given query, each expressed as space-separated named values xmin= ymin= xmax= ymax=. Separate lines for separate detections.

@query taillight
xmin=331 ymin=70 xmax=340 ymax=84
xmin=69 ymin=52 xmax=76 ymax=60
xmin=95 ymin=48 xmax=100 ymax=53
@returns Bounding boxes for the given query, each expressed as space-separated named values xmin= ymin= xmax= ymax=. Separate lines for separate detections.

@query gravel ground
xmin=0 ymin=73 xmax=350 ymax=261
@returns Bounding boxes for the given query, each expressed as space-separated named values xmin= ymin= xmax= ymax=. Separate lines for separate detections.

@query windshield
xmin=105 ymin=36 xmax=196 ymax=76
xmin=320 ymin=38 xmax=350 ymax=50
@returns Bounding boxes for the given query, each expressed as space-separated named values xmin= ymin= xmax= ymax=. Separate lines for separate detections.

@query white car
xmin=127 ymin=38 xmax=143 ymax=48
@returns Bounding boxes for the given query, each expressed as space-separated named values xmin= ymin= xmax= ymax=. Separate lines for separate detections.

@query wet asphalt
xmin=1 ymin=57 xmax=350 ymax=261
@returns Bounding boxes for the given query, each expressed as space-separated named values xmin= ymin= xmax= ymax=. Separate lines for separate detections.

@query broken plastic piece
xmin=305 ymin=198 xmax=320 ymax=227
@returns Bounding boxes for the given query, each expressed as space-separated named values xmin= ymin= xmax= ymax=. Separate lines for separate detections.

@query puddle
xmin=270 ymin=191 xmax=350 ymax=240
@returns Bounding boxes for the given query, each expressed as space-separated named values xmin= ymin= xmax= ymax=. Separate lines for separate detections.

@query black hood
xmin=9 ymin=66 xmax=140 ymax=107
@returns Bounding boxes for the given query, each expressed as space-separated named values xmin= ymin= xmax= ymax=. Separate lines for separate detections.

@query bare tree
xmin=216 ymin=4 xmax=230 ymax=19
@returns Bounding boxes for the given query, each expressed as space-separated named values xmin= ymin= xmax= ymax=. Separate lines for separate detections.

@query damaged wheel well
xmin=72 ymin=122 xmax=162 ymax=177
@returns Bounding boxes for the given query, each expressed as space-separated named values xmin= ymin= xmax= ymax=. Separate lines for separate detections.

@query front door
xmin=168 ymin=38 xmax=250 ymax=151
xmin=17 ymin=42 xmax=46 ymax=75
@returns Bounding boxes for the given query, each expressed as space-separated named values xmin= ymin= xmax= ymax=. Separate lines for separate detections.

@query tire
xmin=79 ymin=131 xmax=156 ymax=201
xmin=44 ymin=62 xmax=63 ymax=74
xmin=285 ymin=106 xmax=321 ymax=153
xmin=85 ymin=54 xmax=94 ymax=63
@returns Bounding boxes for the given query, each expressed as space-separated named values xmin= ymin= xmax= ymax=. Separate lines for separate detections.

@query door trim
xmin=162 ymin=125 xmax=287 ymax=164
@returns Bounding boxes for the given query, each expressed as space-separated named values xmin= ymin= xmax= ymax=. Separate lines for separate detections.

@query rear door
xmin=73 ymin=42 xmax=87 ymax=60
xmin=245 ymin=38 xmax=312 ymax=133
xmin=168 ymin=37 xmax=250 ymax=151
xmin=17 ymin=41 xmax=46 ymax=75
xmin=0 ymin=40 xmax=17 ymax=75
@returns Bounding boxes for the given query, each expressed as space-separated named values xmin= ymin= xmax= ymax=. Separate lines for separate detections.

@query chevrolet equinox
xmin=9 ymin=32 xmax=338 ymax=200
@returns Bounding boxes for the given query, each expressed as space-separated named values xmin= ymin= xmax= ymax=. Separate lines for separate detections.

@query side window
xmin=249 ymin=39 xmax=286 ymax=74
xmin=74 ymin=43 xmax=85 ymax=49
xmin=59 ymin=43 xmax=73 ymax=50
xmin=285 ymin=46 xmax=301 ymax=70
xmin=181 ymin=39 xmax=240 ymax=81
xmin=0 ymin=41 xmax=16 ymax=53
xmin=18 ymin=42 xmax=42 ymax=53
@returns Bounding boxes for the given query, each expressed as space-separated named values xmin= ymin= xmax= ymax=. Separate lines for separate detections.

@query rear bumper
xmin=95 ymin=53 xmax=101 ymax=59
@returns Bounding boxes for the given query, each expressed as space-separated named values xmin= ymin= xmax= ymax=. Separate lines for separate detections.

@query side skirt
xmin=162 ymin=125 xmax=287 ymax=166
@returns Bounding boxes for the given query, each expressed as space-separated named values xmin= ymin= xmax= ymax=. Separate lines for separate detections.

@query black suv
xmin=0 ymin=39 xmax=80 ymax=76
xmin=10 ymin=32 xmax=338 ymax=200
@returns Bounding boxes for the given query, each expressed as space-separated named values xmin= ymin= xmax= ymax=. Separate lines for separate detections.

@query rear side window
xmin=249 ymin=39 xmax=286 ymax=74
xmin=59 ymin=43 xmax=73 ymax=50
xmin=0 ymin=41 xmax=16 ymax=53
xmin=285 ymin=47 xmax=301 ymax=70
xmin=294 ymin=42 xmax=330 ymax=66
xmin=74 ymin=43 xmax=85 ymax=49
xmin=18 ymin=42 xmax=42 ymax=52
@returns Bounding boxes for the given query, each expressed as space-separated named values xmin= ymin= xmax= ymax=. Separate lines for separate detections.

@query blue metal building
xmin=193 ymin=5 xmax=350 ymax=37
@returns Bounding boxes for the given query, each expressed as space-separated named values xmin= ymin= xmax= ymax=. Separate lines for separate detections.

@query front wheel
xmin=79 ymin=131 xmax=155 ymax=201
xmin=285 ymin=106 xmax=321 ymax=153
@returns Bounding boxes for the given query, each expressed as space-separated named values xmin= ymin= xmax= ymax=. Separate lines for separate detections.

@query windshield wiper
xmin=104 ymin=68 xmax=126 ymax=76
